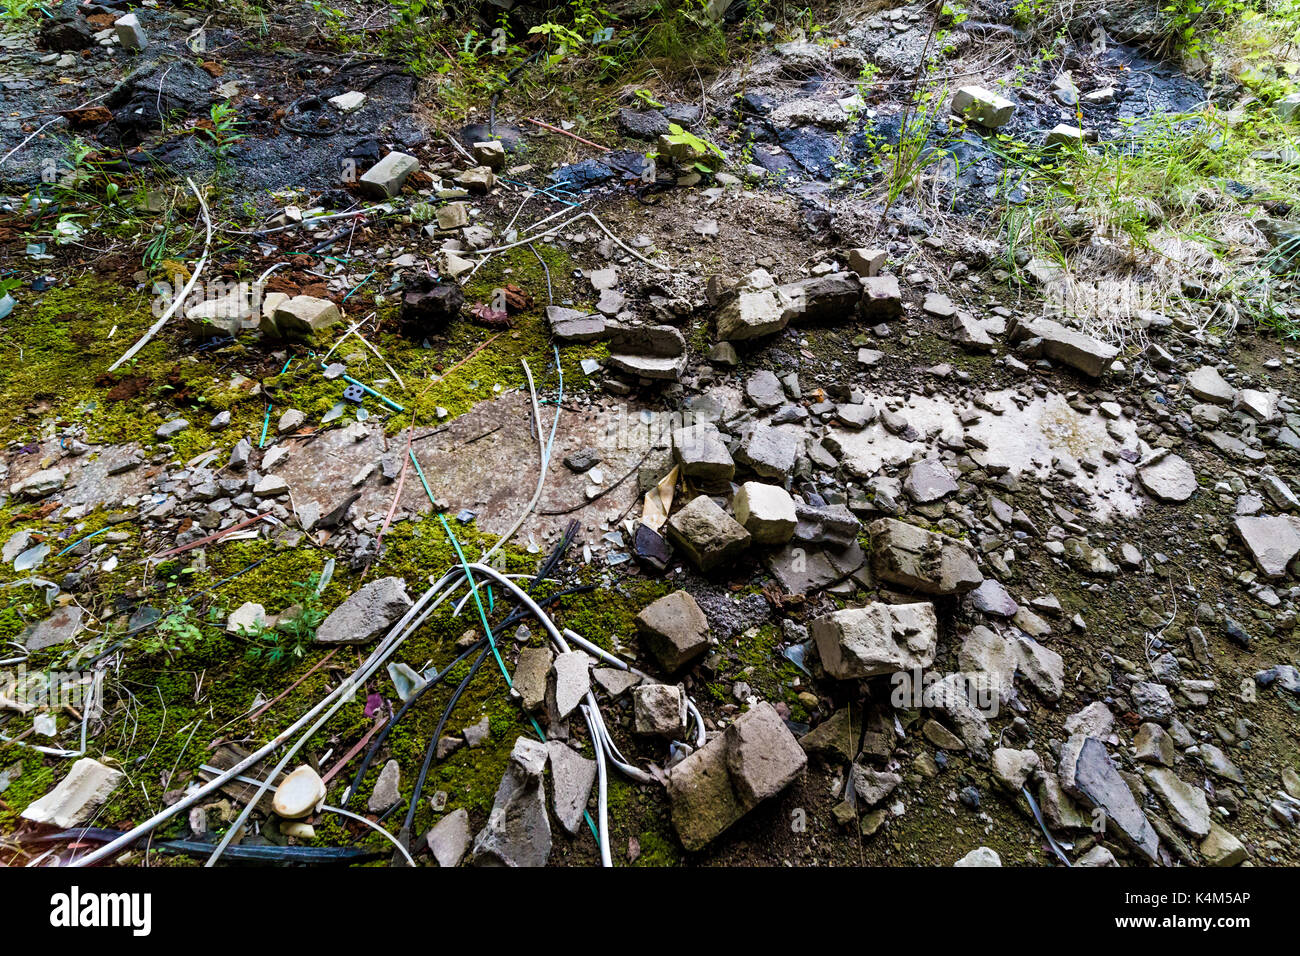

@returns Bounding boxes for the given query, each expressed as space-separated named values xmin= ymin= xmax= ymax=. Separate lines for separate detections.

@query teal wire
xmin=408 ymin=377 xmax=598 ymax=840
xmin=55 ymin=526 xmax=110 ymax=557
xmin=342 ymin=271 xmax=375 ymax=302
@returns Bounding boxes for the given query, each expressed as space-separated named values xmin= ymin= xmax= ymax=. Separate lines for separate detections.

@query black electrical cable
xmin=342 ymin=637 xmax=485 ymax=807
xmin=392 ymin=528 xmax=586 ymax=848
xmin=345 ymin=583 xmax=593 ymax=808
xmin=395 ymin=644 xmax=491 ymax=856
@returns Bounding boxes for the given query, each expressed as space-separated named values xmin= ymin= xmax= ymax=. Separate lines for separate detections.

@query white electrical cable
xmin=587 ymin=699 xmax=656 ymax=785
xmin=193 ymin=762 xmax=417 ymax=866
xmin=468 ymin=210 xmax=669 ymax=272
xmin=581 ymin=703 xmax=612 ymax=867
xmin=685 ymin=698 xmax=707 ymax=749
xmin=201 ymin=572 xmax=475 ymax=866
xmin=322 ymin=804 xmax=416 ymax=866
xmin=69 ymin=540 xmax=692 ymax=867
xmin=108 ymin=178 xmax=212 ymax=372
xmin=479 ymin=358 xmax=558 ymax=565
xmin=69 ymin=571 xmax=470 ymax=867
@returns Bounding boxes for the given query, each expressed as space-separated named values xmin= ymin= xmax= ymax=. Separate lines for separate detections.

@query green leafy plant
xmin=202 ymin=101 xmax=245 ymax=156
xmin=242 ymin=573 xmax=328 ymax=666
xmin=1159 ymin=0 xmax=1245 ymax=57
xmin=136 ymin=600 xmax=217 ymax=660
xmin=1 ymin=0 xmax=41 ymax=19
xmin=659 ymin=122 xmax=726 ymax=169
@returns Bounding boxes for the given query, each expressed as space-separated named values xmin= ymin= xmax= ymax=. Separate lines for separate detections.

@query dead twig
xmin=525 ymin=117 xmax=610 ymax=152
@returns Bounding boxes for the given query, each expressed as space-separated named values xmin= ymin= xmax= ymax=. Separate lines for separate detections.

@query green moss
xmin=554 ymin=577 xmax=671 ymax=653
xmin=0 ymin=279 xmax=274 ymax=458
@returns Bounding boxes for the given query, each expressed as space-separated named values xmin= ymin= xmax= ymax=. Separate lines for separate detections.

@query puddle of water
xmin=827 ymin=389 xmax=1146 ymax=519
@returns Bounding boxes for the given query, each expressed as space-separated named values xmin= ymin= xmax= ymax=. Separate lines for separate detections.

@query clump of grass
xmin=992 ymin=102 xmax=1300 ymax=340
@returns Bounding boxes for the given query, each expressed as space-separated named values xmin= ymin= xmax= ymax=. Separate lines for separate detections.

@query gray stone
xmin=1135 ymin=723 xmax=1175 ymax=766
xmin=632 ymin=683 xmax=688 ymax=737
xmin=666 ymin=495 xmax=751 ymax=573
xmin=799 ymin=704 xmax=862 ymax=763
xmin=359 ymin=151 xmax=420 ymax=198
xmin=1007 ymin=316 xmax=1118 ymax=377
xmin=1046 ymin=123 xmax=1083 ymax=147
xmin=155 ymin=419 xmax=189 ymax=440
xmin=1059 ymin=735 xmax=1160 ymax=863
xmin=470 ymin=737 xmax=551 ymax=867
xmin=593 ymin=667 xmax=642 ymax=698
xmin=636 ymin=590 xmax=711 ymax=672
xmin=733 ymin=482 xmax=797 ymax=545
xmin=869 ymin=518 xmax=983 ymax=595
xmin=834 ymin=402 xmax=876 ymax=429
xmin=952 ymin=311 xmax=996 ymax=349
xmin=10 ymin=467 xmax=66 ymax=498
xmin=811 ymin=602 xmax=938 ymax=679
xmin=472 ymin=140 xmax=506 ymax=169
xmin=1199 ymin=743 xmax=1244 ymax=784
xmin=794 ymin=503 xmax=860 ymax=549
xmin=1234 ymin=515 xmax=1300 ymax=578
xmin=546 ymin=306 xmax=607 ymax=343
xmin=315 ymin=577 xmax=412 ymax=644
xmin=957 ymin=625 xmax=1017 ymax=703
xmin=552 ymin=651 xmax=590 ymax=720
xmin=1131 ymin=680 xmax=1175 ymax=725
xmin=1039 ymin=772 xmax=1090 ymax=831
xmin=226 ymin=602 xmax=268 ymax=635
xmin=115 ymin=12 xmax=147 ymax=49
xmin=778 ymin=273 xmax=862 ymax=324
xmin=273 ymin=295 xmax=342 ymax=336
xmin=547 ymin=740 xmax=597 ymax=836
xmin=1145 ymin=767 xmax=1211 ymax=838
xmin=903 ymin=457 xmax=958 ymax=503
xmin=991 ymin=747 xmax=1041 ymax=791
xmin=278 ymin=409 xmax=306 ymax=435
xmin=512 ymin=646 xmax=553 ymax=712
xmin=463 ymin=715 xmax=490 ymax=748
xmin=253 ymin=474 xmax=289 ymax=497
xmin=617 ymin=107 xmax=670 ymax=139
xmin=436 ymin=202 xmax=470 ymax=229
xmin=1187 ymin=365 xmax=1234 ymax=404
xmin=22 ymin=605 xmax=84 ymax=652
xmin=924 ymin=672 xmax=992 ymax=758
xmin=2 ymin=530 xmax=35 ymax=565
xmin=968 ymin=579 xmax=1018 ymax=618
xmin=672 ymin=423 xmax=734 ymax=488
xmin=1014 ymin=636 xmax=1064 ymax=701
xmin=716 ymin=270 xmax=789 ymax=341
xmin=853 ymin=766 xmax=902 ymax=806
xmin=848 ymin=248 xmax=886 ymax=277
xmin=860 ymin=274 xmax=902 ymax=320
xmin=1076 ymin=846 xmax=1118 ymax=866
xmin=666 ymin=702 xmax=806 ymax=851
xmin=1201 ymin=823 xmax=1247 ymax=866
xmin=368 ymin=759 xmax=401 ymax=812
xmin=1138 ymin=452 xmax=1197 ymax=503
xmin=607 ymin=352 xmax=688 ymax=381
xmin=735 ymin=424 xmax=799 ymax=480
xmin=954 ymin=846 xmax=1002 ymax=866
xmin=950 ymin=85 xmax=1015 ymax=127
xmin=426 ymin=808 xmax=471 ymax=866
xmin=764 ymin=541 xmax=866 ymax=594
xmin=745 ymin=370 xmax=785 ymax=410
